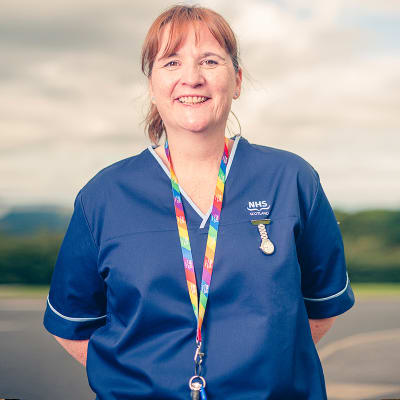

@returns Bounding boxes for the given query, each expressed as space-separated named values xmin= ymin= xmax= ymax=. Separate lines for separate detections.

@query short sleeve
xmin=296 ymin=177 xmax=355 ymax=319
xmin=43 ymin=189 xmax=107 ymax=339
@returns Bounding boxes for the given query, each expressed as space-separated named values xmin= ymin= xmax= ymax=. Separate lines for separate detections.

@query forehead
xmin=157 ymin=22 xmax=226 ymax=58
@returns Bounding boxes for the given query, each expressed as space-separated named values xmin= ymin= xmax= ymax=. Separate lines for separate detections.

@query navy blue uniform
xmin=43 ymin=135 xmax=355 ymax=399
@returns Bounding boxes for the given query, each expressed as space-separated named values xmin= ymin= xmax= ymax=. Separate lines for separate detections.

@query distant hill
xmin=0 ymin=205 xmax=71 ymax=236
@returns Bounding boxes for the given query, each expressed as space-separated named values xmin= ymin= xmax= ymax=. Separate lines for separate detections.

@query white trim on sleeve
xmin=303 ymin=272 xmax=350 ymax=302
xmin=47 ymin=295 xmax=107 ymax=322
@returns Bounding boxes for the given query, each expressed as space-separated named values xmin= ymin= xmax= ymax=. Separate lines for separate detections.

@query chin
xmin=180 ymin=119 xmax=216 ymax=133
xmin=179 ymin=124 xmax=210 ymax=133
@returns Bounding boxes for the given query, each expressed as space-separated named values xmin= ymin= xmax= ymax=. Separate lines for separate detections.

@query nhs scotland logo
xmin=247 ymin=200 xmax=271 ymax=216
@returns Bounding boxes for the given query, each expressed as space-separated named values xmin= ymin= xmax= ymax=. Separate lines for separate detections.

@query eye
xmin=201 ymin=59 xmax=218 ymax=68
xmin=163 ymin=60 xmax=180 ymax=69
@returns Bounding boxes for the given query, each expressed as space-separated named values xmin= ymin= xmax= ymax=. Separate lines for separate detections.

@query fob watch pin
xmin=251 ymin=219 xmax=275 ymax=255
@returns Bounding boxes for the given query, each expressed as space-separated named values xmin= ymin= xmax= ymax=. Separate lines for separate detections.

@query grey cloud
xmin=0 ymin=1 xmax=168 ymax=52
xmin=0 ymin=15 xmax=114 ymax=51
xmin=1 ymin=0 xmax=399 ymax=208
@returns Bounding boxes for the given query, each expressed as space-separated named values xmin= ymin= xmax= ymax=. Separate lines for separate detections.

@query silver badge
xmin=257 ymin=223 xmax=275 ymax=255
xmin=260 ymin=238 xmax=275 ymax=255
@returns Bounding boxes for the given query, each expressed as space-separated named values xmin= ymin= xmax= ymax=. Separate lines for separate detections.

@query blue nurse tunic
xmin=43 ymin=135 xmax=355 ymax=399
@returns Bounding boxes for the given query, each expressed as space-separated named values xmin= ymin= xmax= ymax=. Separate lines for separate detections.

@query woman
xmin=43 ymin=5 xmax=355 ymax=400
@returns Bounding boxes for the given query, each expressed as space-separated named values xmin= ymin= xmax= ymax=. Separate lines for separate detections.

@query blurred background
xmin=0 ymin=0 xmax=399 ymax=399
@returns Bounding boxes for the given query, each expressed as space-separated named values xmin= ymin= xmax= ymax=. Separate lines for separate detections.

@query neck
xmin=154 ymin=130 xmax=236 ymax=182
xmin=151 ymin=131 xmax=236 ymax=215
xmin=166 ymin=131 xmax=228 ymax=168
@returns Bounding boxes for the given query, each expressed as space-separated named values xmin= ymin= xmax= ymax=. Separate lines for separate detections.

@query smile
xmin=177 ymin=96 xmax=210 ymax=105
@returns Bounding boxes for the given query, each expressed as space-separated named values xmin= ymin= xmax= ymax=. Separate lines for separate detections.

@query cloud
xmin=1 ymin=0 xmax=399 ymax=209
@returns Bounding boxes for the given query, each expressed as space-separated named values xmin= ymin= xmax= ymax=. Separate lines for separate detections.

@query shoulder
xmin=238 ymin=137 xmax=321 ymax=221
xmin=77 ymin=147 xmax=150 ymax=202
xmin=240 ymin=137 xmax=320 ymax=185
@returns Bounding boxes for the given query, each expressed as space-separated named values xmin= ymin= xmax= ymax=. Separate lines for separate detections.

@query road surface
xmin=0 ymin=296 xmax=399 ymax=400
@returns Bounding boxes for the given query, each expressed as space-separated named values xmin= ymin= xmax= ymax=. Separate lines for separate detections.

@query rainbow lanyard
xmin=164 ymin=138 xmax=229 ymax=345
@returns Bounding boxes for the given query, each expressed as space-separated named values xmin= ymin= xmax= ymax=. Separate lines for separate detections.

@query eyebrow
xmin=156 ymin=51 xmax=226 ymax=62
xmin=201 ymin=52 xmax=226 ymax=61
xmin=156 ymin=52 xmax=177 ymax=62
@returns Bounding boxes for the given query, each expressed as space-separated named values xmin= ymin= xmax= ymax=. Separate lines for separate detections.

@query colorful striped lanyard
xmin=164 ymin=138 xmax=229 ymax=345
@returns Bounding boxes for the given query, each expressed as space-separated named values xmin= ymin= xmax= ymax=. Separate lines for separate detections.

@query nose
xmin=180 ymin=63 xmax=205 ymax=87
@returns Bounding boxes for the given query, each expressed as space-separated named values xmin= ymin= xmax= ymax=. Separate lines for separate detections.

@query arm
xmin=53 ymin=335 xmax=89 ymax=367
xmin=308 ymin=316 xmax=337 ymax=344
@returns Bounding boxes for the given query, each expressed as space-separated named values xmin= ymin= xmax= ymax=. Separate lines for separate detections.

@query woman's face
xmin=149 ymin=23 xmax=242 ymax=137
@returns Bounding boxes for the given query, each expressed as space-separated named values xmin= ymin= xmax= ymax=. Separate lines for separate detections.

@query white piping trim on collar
xmin=147 ymin=145 xmax=207 ymax=219
xmin=148 ymin=135 xmax=241 ymax=229
xmin=303 ymin=272 xmax=350 ymax=302
xmin=47 ymin=295 xmax=107 ymax=322
xmin=199 ymin=135 xmax=240 ymax=228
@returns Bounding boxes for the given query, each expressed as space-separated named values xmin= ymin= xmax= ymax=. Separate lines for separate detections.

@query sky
xmin=1 ymin=0 xmax=399 ymax=215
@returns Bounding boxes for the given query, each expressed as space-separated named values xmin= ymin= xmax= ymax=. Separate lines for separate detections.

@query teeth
xmin=178 ymin=96 xmax=208 ymax=104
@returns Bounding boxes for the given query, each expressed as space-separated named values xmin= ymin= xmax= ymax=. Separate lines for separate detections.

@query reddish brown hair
xmin=141 ymin=4 xmax=241 ymax=144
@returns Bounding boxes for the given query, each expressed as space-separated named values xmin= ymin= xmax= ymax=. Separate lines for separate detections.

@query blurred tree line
xmin=335 ymin=209 xmax=400 ymax=282
xmin=0 ymin=232 xmax=63 ymax=284
xmin=0 ymin=208 xmax=399 ymax=284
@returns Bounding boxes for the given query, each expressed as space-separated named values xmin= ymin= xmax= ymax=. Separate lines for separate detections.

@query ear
xmin=234 ymin=68 xmax=243 ymax=99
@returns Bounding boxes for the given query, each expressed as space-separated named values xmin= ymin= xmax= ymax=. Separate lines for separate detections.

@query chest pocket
xmin=217 ymin=216 xmax=300 ymax=264
xmin=205 ymin=217 xmax=303 ymax=314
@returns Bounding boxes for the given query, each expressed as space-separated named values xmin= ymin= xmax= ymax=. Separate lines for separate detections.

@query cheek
xmin=214 ymin=83 xmax=235 ymax=120
xmin=151 ymin=74 xmax=174 ymax=97
xmin=154 ymin=82 xmax=170 ymax=97
xmin=210 ymin=71 xmax=236 ymax=98
xmin=212 ymin=78 xmax=234 ymax=109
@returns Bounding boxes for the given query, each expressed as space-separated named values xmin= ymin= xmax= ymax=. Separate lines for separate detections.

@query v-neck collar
xmin=148 ymin=134 xmax=241 ymax=229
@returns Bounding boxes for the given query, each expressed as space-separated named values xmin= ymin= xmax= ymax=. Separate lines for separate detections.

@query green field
xmin=0 ymin=284 xmax=50 ymax=298
xmin=1 ymin=283 xmax=400 ymax=299
xmin=350 ymin=283 xmax=400 ymax=297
